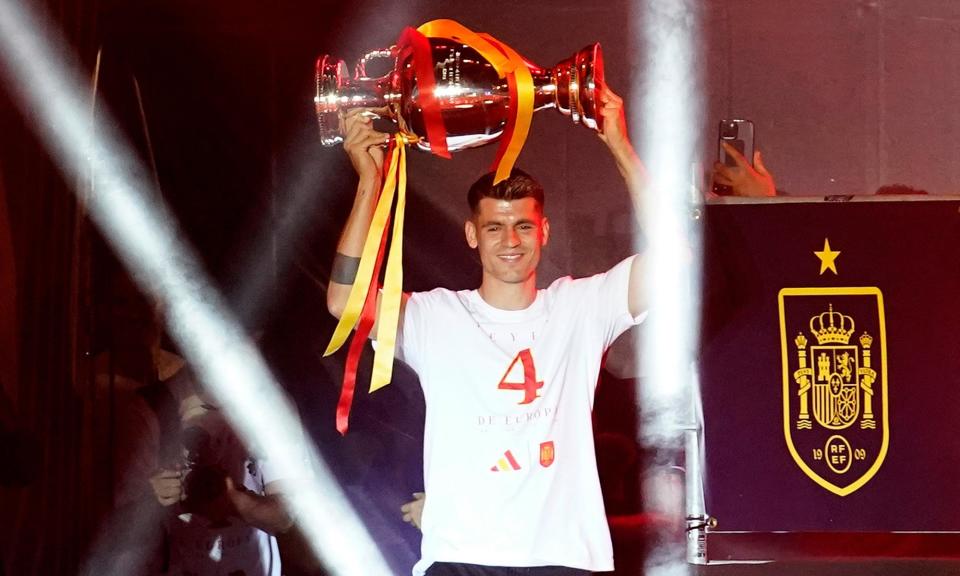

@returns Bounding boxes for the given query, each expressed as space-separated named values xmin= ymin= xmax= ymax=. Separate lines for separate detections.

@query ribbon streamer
xmin=335 ymin=207 xmax=390 ymax=434
xmin=481 ymin=33 xmax=535 ymax=184
xmin=418 ymin=19 xmax=535 ymax=184
xmin=371 ymin=142 xmax=406 ymax=392
xmin=324 ymin=140 xmax=401 ymax=356
xmin=323 ymin=133 xmax=407 ymax=434
xmin=397 ymin=27 xmax=450 ymax=159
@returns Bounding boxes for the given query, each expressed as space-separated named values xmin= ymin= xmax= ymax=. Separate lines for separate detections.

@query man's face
xmin=465 ymin=197 xmax=550 ymax=287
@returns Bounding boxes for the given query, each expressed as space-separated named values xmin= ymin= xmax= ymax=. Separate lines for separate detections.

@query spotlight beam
xmin=0 ymin=2 xmax=392 ymax=574
xmin=633 ymin=0 xmax=703 ymax=574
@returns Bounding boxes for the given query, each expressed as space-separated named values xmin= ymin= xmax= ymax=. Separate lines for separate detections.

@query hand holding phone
xmin=711 ymin=119 xmax=775 ymax=197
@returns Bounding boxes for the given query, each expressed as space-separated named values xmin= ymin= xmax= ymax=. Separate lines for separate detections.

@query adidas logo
xmin=490 ymin=450 xmax=521 ymax=472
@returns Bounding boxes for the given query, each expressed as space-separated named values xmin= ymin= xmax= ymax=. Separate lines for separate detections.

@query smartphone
xmin=718 ymin=119 xmax=754 ymax=168
xmin=713 ymin=119 xmax=755 ymax=195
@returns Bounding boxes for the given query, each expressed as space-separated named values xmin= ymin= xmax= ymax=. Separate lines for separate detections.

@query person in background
xmin=94 ymin=270 xmax=303 ymax=576
xmin=148 ymin=359 xmax=302 ymax=576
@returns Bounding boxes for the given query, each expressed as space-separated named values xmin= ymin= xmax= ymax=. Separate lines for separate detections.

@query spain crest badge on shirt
xmin=539 ymin=441 xmax=555 ymax=468
xmin=778 ymin=243 xmax=890 ymax=496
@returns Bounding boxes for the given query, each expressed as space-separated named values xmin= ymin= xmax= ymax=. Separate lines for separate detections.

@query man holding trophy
xmin=322 ymin=22 xmax=649 ymax=576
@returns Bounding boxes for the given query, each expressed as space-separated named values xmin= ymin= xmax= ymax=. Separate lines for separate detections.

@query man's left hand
xmin=597 ymin=86 xmax=629 ymax=151
xmin=401 ymin=492 xmax=425 ymax=530
xmin=595 ymin=85 xmax=644 ymax=186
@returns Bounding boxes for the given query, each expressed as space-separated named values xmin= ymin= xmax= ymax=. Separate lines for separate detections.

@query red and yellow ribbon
xmin=417 ymin=19 xmax=535 ymax=183
xmin=397 ymin=27 xmax=450 ymax=159
xmin=325 ymin=20 xmax=536 ymax=434
xmin=326 ymin=138 xmax=407 ymax=434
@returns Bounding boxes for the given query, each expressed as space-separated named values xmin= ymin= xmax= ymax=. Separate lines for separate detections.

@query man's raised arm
xmin=326 ymin=109 xmax=389 ymax=320
xmin=596 ymin=87 xmax=649 ymax=318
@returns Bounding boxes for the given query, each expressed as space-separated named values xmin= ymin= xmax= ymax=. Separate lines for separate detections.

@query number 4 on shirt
xmin=497 ymin=349 xmax=543 ymax=405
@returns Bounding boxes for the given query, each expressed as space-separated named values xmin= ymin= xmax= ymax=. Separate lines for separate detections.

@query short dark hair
xmin=467 ymin=168 xmax=544 ymax=214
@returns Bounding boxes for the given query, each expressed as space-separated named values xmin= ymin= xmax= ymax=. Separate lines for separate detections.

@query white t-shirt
xmin=402 ymin=256 xmax=644 ymax=575
xmin=167 ymin=408 xmax=283 ymax=576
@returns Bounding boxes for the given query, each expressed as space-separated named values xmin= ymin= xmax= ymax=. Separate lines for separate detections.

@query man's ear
xmin=541 ymin=216 xmax=550 ymax=246
xmin=465 ymin=219 xmax=478 ymax=249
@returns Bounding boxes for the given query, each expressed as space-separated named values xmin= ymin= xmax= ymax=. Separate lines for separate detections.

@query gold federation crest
xmin=779 ymin=287 xmax=889 ymax=496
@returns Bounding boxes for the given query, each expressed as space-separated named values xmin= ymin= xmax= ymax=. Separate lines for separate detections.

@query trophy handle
xmin=354 ymin=48 xmax=398 ymax=80
xmin=579 ymin=43 xmax=605 ymax=132
xmin=545 ymin=43 xmax=606 ymax=132
xmin=315 ymin=49 xmax=402 ymax=147
xmin=315 ymin=55 xmax=349 ymax=146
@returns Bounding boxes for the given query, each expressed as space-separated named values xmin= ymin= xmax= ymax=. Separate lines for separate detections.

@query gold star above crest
xmin=814 ymin=238 xmax=841 ymax=275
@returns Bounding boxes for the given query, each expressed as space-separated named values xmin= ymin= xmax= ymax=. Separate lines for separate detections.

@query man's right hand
xmin=150 ymin=468 xmax=184 ymax=507
xmin=341 ymin=108 xmax=390 ymax=182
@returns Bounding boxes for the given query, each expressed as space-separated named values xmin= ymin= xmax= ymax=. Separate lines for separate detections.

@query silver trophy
xmin=315 ymin=37 xmax=604 ymax=152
